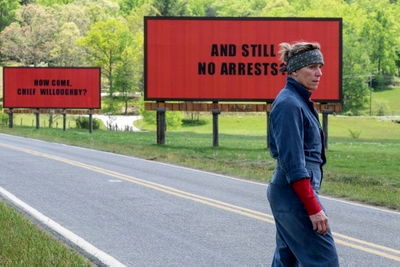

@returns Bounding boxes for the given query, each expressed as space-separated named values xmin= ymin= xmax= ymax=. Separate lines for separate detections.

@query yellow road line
xmin=1 ymin=142 xmax=399 ymax=263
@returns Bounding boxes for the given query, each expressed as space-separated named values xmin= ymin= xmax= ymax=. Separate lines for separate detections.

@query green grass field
xmin=362 ymin=85 xmax=400 ymax=116
xmin=0 ymin=201 xmax=93 ymax=266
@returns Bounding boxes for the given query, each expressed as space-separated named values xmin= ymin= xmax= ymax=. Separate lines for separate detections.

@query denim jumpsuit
xmin=267 ymin=78 xmax=339 ymax=266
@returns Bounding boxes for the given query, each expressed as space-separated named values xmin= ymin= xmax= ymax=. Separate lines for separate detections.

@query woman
xmin=267 ymin=41 xmax=339 ymax=266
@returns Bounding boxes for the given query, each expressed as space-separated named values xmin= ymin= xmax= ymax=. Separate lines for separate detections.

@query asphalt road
xmin=0 ymin=133 xmax=399 ymax=266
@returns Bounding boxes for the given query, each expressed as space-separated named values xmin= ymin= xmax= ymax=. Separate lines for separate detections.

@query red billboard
xmin=145 ymin=17 xmax=342 ymax=102
xmin=3 ymin=67 xmax=101 ymax=109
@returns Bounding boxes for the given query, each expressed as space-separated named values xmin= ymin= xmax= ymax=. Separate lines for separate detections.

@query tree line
xmin=1 ymin=0 xmax=399 ymax=114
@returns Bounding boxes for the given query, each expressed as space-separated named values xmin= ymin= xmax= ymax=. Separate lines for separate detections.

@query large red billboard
xmin=3 ymin=67 xmax=101 ymax=109
xmin=145 ymin=17 xmax=342 ymax=102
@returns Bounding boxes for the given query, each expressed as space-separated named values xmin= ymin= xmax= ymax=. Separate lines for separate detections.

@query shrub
xmin=75 ymin=116 xmax=101 ymax=130
xmin=348 ymin=129 xmax=361 ymax=139
xmin=371 ymin=75 xmax=393 ymax=91
xmin=374 ymin=102 xmax=390 ymax=116
xmin=0 ymin=112 xmax=8 ymax=126
xmin=182 ymin=118 xmax=207 ymax=126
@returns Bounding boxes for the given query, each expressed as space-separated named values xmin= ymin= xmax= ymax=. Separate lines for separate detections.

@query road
xmin=0 ymin=133 xmax=399 ymax=266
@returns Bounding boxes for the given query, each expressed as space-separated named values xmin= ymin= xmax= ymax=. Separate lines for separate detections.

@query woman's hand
xmin=309 ymin=210 xmax=330 ymax=235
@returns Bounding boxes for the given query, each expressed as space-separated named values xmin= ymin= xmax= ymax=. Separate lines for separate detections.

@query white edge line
xmin=0 ymin=186 xmax=126 ymax=267
xmin=1 ymin=133 xmax=400 ymax=216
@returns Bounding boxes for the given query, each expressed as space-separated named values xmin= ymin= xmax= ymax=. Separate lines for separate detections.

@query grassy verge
xmin=0 ymin=201 xmax=92 ymax=266
xmin=0 ymin=114 xmax=399 ymax=210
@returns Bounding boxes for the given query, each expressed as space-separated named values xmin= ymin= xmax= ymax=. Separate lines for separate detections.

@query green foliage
xmin=152 ymin=0 xmax=188 ymax=16
xmin=166 ymin=111 xmax=183 ymax=129
xmin=75 ymin=116 xmax=101 ymax=130
xmin=0 ymin=112 xmax=8 ymax=126
xmin=371 ymin=75 xmax=394 ymax=91
xmin=120 ymin=0 xmax=151 ymax=15
xmin=138 ymin=100 xmax=183 ymax=130
xmin=114 ymin=47 xmax=136 ymax=114
xmin=348 ymin=129 xmax=361 ymax=139
xmin=78 ymin=18 xmax=133 ymax=96
xmin=355 ymin=0 xmax=400 ymax=75
xmin=0 ymin=0 xmax=20 ymax=31
xmin=34 ymin=0 xmax=74 ymax=5
xmin=374 ymin=102 xmax=390 ymax=116
xmin=1 ymin=0 xmax=400 ymax=115
xmin=0 ymin=4 xmax=58 ymax=65
xmin=182 ymin=118 xmax=207 ymax=127
xmin=186 ymin=0 xmax=216 ymax=16
xmin=50 ymin=22 xmax=88 ymax=66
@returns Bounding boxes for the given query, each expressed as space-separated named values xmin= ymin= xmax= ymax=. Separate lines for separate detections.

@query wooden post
xmin=212 ymin=108 xmax=220 ymax=147
xmin=322 ymin=109 xmax=333 ymax=149
xmin=88 ymin=109 xmax=93 ymax=133
xmin=8 ymin=109 xmax=13 ymax=128
xmin=35 ymin=109 xmax=40 ymax=129
xmin=156 ymin=107 xmax=166 ymax=145
xmin=63 ymin=109 xmax=67 ymax=131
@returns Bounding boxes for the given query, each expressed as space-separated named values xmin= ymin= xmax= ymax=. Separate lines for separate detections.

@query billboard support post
xmin=35 ymin=109 xmax=40 ymax=129
xmin=156 ymin=107 xmax=166 ymax=145
xmin=88 ymin=109 xmax=93 ymax=133
xmin=322 ymin=109 xmax=334 ymax=149
xmin=212 ymin=108 xmax=220 ymax=147
xmin=8 ymin=109 xmax=13 ymax=128
xmin=62 ymin=109 xmax=67 ymax=131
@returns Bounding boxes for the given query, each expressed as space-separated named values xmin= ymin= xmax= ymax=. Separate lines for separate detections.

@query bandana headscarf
xmin=280 ymin=49 xmax=324 ymax=73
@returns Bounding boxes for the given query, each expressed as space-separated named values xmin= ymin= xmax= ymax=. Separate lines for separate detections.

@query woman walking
xmin=267 ymin=41 xmax=339 ymax=266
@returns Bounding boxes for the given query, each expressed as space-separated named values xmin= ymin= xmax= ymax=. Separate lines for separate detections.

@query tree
xmin=0 ymin=0 xmax=20 ymax=32
xmin=211 ymin=0 xmax=264 ymax=16
xmin=78 ymin=18 xmax=133 ymax=97
xmin=114 ymin=47 xmax=136 ymax=114
xmin=74 ymin=0 xmax=120 ymax=23
xmin=34 ymin=0 xmax=74 ymax=5
xmin=50 ymin=22 xmax=88 ymax=66
xmin=354 ymin=0 xmax=400 ymax=75
xmin=0 ymin=4 xmax=57 ymax=66
xmin=49 ymin=3 xmax=91 ymax=34
xmin=255 ymin=0 xmax=377 ymax=112
xmin=186 ymin=0 xmax=216 ymax=16
xmin=120 ymin=0 xmax=151 ymax=15
xmin=152 ymin=0 xmax=188 ymax=16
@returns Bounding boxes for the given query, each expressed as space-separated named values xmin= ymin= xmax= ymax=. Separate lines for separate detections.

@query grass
xmin=0 ymin=201 xmax=93 ymax=266
xmin=363 ymin=85 xmax=400 ymax=116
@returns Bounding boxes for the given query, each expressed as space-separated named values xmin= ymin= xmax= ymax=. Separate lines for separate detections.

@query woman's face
xmin=291 ymin=63 xmax=323 ymax=91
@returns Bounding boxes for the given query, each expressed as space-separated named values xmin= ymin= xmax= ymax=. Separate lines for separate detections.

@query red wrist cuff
xmin=291 ymin=178 xmax=322 ymax=215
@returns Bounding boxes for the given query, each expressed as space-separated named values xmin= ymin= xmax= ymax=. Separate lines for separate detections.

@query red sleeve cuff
xmin=291 ymin=178 xmax=322 ymax=215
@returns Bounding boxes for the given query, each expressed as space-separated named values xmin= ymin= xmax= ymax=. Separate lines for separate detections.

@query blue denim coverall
xmin=267 ymin=77 xmax=339 ymax=266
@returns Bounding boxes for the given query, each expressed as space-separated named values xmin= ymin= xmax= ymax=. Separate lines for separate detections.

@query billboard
xmin=3 ymin=67 xmax=101 ymax=109
xmin=145 ymin=17 xmax=342 ymax=102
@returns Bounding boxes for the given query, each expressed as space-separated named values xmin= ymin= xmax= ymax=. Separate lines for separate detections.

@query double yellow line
xmin=1 ymin=142 xmax=399 ymax=263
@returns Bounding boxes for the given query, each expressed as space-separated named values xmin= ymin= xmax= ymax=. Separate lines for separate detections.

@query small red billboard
xmin=3 ymin=67 xmax=101 ymax=109
xmin=145 ymin=17 xmax=342 ymax=102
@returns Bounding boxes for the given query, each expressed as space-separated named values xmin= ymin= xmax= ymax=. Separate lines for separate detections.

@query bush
xmin=371 ymin=75 xmax=394 ymax=91
xmin=75 ymin=116 xmax=101 ymax=130
xmin=166 ymin=111 xmax=183 ymax=129
xmin=374 ymin=102 xmax=390 ymax=116
xmin=182 ymin=118 xmax=207 ymax=126
xmin=137 ymin=98 xmax=183 ymax=130
xmin=348 ymin=129 xmax=361 ymax=139
xmin=0 ymin=112 xmax=8 ymax=126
